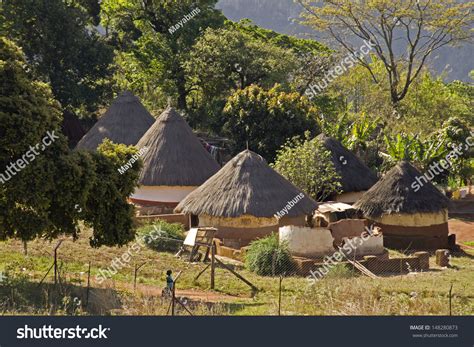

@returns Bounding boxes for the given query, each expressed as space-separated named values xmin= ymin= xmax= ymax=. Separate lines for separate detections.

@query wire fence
xmin=0 ymin=231 xmax=472 ymax=316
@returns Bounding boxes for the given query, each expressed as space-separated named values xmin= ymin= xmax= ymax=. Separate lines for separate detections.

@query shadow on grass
xmin=0 ymin=279 xmax=122 ymax=315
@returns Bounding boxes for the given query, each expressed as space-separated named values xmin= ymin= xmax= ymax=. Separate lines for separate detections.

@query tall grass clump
xmin=245 ymin=234 xmax=294 ymax=276
xmin=137 ymin=221 xmax=184 ymax=253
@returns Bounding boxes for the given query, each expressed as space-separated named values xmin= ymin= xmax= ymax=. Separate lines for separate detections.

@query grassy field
xmin=0 ymin=226 xmax=473 ymax=316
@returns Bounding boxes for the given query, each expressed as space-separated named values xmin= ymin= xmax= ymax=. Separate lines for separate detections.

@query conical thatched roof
xmin=175 ymin=150 xmax=318 ymax=218
xmin=354 ymin=161 xmax=449 ymax=218
xmin=317 ymin=134 xmax=378 ymax=192
xmin=137 ymin=107 xmax=220 ymax=186
xmin=76 ymin=91 xmax=155 ymax=150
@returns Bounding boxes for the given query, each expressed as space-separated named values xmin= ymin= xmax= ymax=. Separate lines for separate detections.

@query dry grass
xmin=0 ymin=226 xmax=473 ymax=316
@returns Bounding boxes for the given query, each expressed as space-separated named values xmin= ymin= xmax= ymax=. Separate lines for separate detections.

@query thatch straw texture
xmin=317 ymin=134 xmax=378 ymax=192
xmin=76 ymin=91 xmax=155 ymax=150
xmin=354 ymin=161 xmax=449 ymax=218
xmin=175 ymin=150 xmax=318 ymax=218
xmin=137 ymin=107 xmax=220 ymax=186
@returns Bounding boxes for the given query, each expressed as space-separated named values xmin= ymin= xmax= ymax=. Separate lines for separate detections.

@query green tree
xmin=185 ymin=23 xmax=298 ymax=128
xmin=272 ymin=133 xmax=341 ymax=201
xmin=0 ymin=37 xmax=140 ymax=247
xmin=0 ymin=0 xmax=114 ymax=117
xmin=102 ymin=0 xmax=225 ymax=111
xmin=299 ymin=0 xmax=474 ymax=106
xmin=223 ymin=85 xmax=319 ymax=161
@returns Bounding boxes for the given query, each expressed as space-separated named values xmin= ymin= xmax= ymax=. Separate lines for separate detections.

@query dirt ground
xmin=449 ymin=219 xmax=474 ymax=243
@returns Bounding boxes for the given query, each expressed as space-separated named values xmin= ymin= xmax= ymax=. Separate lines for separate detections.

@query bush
xmin=137 ymin=221 xmax=185 ymax=253
xmin=245 ymin=234 xmax=294 ymax=276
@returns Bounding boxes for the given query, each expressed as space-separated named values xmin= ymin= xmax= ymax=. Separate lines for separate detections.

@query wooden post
xmin=449 ymin=283 xmax=453 ymax=316
xmin=171 ymin=282 xmax=176 ymax=316
xmin=278 ymin=276 xmax=283 ymax=316
xmin=54 ymin=249 xmax=57 ymax=285
xmin=134 ymin=264 xmax=138 ymax=292
xmin=86 ymin=262 xmax=91 ymax=307
xmin=134 ymin=262 xmax=147 ymax=292
xmin=210 ymin=242 xmax=215 ymax=290
xmin=53 ymin=240 xmax=63 ymax=286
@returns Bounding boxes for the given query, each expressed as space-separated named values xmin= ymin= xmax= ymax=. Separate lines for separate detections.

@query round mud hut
xmin=317 ymin=134 xmax=378 ymax=203
xmin=130 ymin=107 xmax=220 ymax=214
xmin=175 ymin=150 xmax=318 ymax=248
xmin=76 ymin=91 xmax=155 ymax=150
xmin=354 ymin=161 xmax=450 ymax=250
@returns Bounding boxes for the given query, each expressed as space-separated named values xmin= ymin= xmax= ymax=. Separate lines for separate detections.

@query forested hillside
xmin=217 ymin=0 xmax=474 ymax=82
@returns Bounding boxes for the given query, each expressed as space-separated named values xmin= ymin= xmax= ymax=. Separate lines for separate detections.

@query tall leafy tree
xmin=223 ymin=84 xmax=319 ymax=161
xmin=0 ymin=37 xmax=140 ymax=247
xmin=298 ymin=0 xmax=474 ymax=107
xmin=272 ymin=133 xmax=341 ymax=201
xmin=0 ymin=0 xmax=114 ymax=117
xmin=102 ymin=0 xmax=225 ymax=111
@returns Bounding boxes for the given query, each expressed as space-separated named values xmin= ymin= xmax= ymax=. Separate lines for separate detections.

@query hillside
xmin=217 ymin=0 xmax=474 ymax=82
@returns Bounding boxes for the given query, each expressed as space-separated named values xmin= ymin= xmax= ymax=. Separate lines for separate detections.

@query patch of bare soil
xmin=449 ymin=219 xmax=474 ymax=243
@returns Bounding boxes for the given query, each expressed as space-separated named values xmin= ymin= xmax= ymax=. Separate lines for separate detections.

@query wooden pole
xmin=134 ymin=262 xmax=147 ymax=292
xmin=53 ymin=240 xmax=64 ymax=286
xmin=210 ymin=242 xmax=215 ymax=290
xmin=171 ymin=282 xmax=176 ymax=316
xmin=278 ymin=275 xmax=283 ymax=316
xmin=449 ymin=283 xmax=453 ymax=316
xmin=214 ymin=257 xmax=258 ymax=292
xmin=54 ymin=250 xmax=57 ymax=285
xmin=170 ymin=271 xmax=182 ymax=316
xmin=86 ymin=262 xmax=91 ymax=307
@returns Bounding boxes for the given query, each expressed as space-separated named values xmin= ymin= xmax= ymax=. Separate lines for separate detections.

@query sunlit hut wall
xmin=131 ymin=107 xmax=220 ymax=214
xmin=354 ymin=161 xmax=450 ymax=250
xmin=317 ymin=134 xmax=378 ymax=204
xmin=75 ymin=91 xmax=155 ymax=150
xmin=175 ymin=150 xmax=318 ymax=248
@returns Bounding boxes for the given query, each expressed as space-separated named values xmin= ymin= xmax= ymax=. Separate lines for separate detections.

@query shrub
xmin=245 ymin=234 xmax=294 ymax=276
xmin=137 ymin=221 xmax=185 ymax=253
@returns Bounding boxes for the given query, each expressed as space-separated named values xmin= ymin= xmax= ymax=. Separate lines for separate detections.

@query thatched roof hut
xmin=317 ymin=134 xmax=378 ymax=203
xmin=75 ymin=91 xmax=155 ymax=150
xmin=131 ymin=107 xmax=220 ymax=213
xmin=175 ymin=150 xmax=318 ymax=247
xmin=354 ymin=161 xmax=450 ymax=249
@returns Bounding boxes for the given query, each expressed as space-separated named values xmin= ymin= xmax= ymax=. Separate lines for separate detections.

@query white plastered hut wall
xmin=198 ymin=214 xmax=277 ymax=228
xmin=373 ymin=209 xmax=448 ymax=227
xmin=279 ymin=226 xmax=335 ymax=257
xmin=132 ymin=186 xmax=197 ymax=203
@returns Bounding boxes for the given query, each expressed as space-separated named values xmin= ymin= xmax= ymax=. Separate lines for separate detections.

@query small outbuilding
xmin=175 ymin=150 xmax=318 ymax=248
xmin=76 ymin=91 xmax=155 ymax=150
xmin=354 ymin=161 xmax=450 ymax=250
xmin=317 ymin=134 xmax=378 ymax=203
xmin=131 ymin=107 xmax=220 ymax=213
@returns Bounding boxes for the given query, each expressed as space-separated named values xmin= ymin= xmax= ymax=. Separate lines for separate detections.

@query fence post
xmin=278 ymin=275 xmax=283 ymax=316
xmin=210 ymin=242 xmax=215 ymax=290
xmin=86 ymin=261 xmax=91 ymax=307
xmin=449 ymin=283 xmax=453 ymax=316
